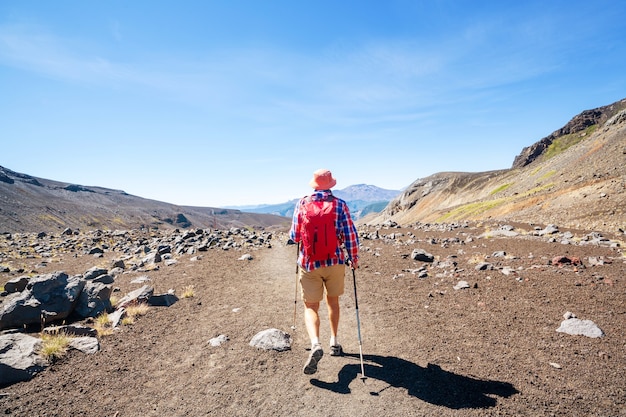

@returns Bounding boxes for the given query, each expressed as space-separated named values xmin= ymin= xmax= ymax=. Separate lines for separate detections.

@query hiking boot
xmin=329 ymin=344 xmax=343 ymax=357
xmin=303 ymin=344 xmax=323 ymax=375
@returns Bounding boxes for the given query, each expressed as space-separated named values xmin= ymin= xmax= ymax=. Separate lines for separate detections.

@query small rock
xmin=411 ymin=249 xmax=434 ymax=263
xmin=556 ymin=317 xmax=604 ymax=338
xmin=453 ymin=281 xmax=470 ymax=290
xmin=208 ymin=335 xmax=229 ymax=347
xmin=563 ymin=311 xmax=577 ymax=320
xmin=69 ymin=337 xmax=100 ymax=354
xmin=475 ymin=262 xmax=493 ymax=271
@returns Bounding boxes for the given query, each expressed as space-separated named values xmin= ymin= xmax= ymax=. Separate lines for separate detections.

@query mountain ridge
xmin=0 ymin=166 xmax=289 ymax=233
xmin=367 ymin=98 xmax=626 ymax=233
xmin=227 ymin=184 xmax=402 ymax=219
xmin=3 ymin=98 xmax=625 ymax=234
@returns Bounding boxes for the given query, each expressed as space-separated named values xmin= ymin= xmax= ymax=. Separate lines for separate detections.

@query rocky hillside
xmin=0 ymin=166 xmax=289 ymax=233
xmin=367 ymin=98 xmax=626 ymax=233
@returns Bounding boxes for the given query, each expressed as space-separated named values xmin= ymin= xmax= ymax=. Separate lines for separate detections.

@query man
xmin=289 ymin=168 xmax=359 ymax=375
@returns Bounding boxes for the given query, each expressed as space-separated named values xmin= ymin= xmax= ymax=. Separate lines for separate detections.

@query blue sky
xmin=1 ymin=1 xmax=625 ymax=207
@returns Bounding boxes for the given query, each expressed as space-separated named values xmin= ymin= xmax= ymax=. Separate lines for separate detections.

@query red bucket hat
xmin=309 ymin=169 xmax=337 ymax=190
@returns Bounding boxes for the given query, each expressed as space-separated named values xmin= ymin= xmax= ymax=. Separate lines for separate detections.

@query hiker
xmin=289 ymin=168 xmax=360 ymax=375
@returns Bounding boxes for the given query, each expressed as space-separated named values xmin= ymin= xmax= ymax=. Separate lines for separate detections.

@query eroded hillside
xmin=368 ymin=99 xmax=626 ymax=233
xmin=0 ymin=167 xmax=289 ymax=233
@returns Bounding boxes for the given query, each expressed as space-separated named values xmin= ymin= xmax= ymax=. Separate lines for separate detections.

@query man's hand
xmin=348 ymin=259 xmax=358 ymax=269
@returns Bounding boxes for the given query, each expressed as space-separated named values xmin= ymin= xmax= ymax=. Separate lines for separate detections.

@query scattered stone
xmin=453 ymin=280 xmax=470 ymax=290
xmin=42 ymin=324 xmax=98 ymax=338
xmin=130 ymin=276 xmax=151 ymax=284
xmin=249 ymin=328 xmax=292 ymax=352
xmin=556 ymin=315 xmax=604 ymax=338
xmin=0 ymin=333 xmax=47 ymax=386
xmin=537 ymin=224 xmax=559 ymax=236
xmin=563 ymin=311 xmax=576 ymax=319
xmin=83 ymin=267 xmax=108 ymax=281
xmin=0 ymin=272 xmax=85 ymax=330
xmin=108 ymin=308 xmax=126 ymax=328
xmin=88 ymin=247 xmax=104 ymax=255
xmin=148 ymin=293 xmax=179 ymax=307
xmin=411 ymin=249 xmax=434 ymax=262
xmin=68 ymin=336 xmax=100 ymax=354
xmin=475 ymin=262 xmax=494 ymax=271
xmin=238 ymin=254 xmax=254 ymax=261
xmin=74 ymin=280 xmax=113 ymax=318
xmin=551 ymin=256 xmax=582 ymax=266
xmin=208 ymin=335 xmax=229 ymax=347
xmin=587 ymin=256 xmax=610 ymax=266
xmin=549 ymin=362 xmax=562 ymax=369
xmin=116 ymin=285 xmax=154 ymax=309
xmin=3 ymin=276 xmax=30 ymax=293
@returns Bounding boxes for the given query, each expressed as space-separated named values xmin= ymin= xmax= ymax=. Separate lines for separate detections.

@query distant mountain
xmin=333 ymin=184 xmax=401 ymax=202
xmin=229 ymin=184 xmax=402 ymax=220
xmin=0 ymin=166 xmax=289 ymax=233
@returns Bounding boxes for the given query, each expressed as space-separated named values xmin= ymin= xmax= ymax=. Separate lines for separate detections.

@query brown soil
xmin=1 ymin=223 xmax=625 ymax=416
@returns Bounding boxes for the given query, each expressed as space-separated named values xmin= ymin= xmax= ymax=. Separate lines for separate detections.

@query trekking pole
xmin=351 ymin=266 xmax=366 ymax=380
xmin=291 ymin=243 xmax=300 ymax=330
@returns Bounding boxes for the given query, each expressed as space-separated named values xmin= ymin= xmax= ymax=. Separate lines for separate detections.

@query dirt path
xmin=2 ymin=226 xmax=625 ymax=416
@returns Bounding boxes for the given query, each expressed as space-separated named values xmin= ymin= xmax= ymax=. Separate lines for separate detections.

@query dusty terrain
xmin=1 ymin=222 xmax=625 ymax=416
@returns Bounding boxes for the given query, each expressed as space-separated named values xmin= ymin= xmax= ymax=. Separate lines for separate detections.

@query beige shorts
xmin=299 ymin=264 xmax=345 ymax=303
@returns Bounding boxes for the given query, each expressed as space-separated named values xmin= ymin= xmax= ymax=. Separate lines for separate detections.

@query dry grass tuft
xmin=39 ymin=330 xmax=72 ymax=362
xmin=126 ymin=302 xmax=150 ymax=318
xmin=94 ymin=312 xmax=114 ymax=337
xmin=181 ymin=285 xmax=195 ymax=298
xmin=121 ymin=316 xmax=135 ymax=325
xmin=120 ymin=303 xmax=150 ymax=326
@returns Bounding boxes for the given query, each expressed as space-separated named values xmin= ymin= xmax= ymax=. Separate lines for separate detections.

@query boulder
xmin=116 ymin=285 xmax=154 ymax=308
xmin=3 ymin=276 xmax=30 ymax=293
xmin=83 ymin=267 xmax=108 ymax=281
xmin=148 ymin=293 xmax=179 ymax=307
xmin=209 ymin=335 xmax=229 ymax=347
xmin=108 ymin=308 xmax=126 ymax=328
xmin=73 ymin=281 xmax=113 ymax=319
xmin=0 ymin=272 xmax=85 ymax=330
xmin=557 ymin=318 xmax=604 ymax=338
xmin=249 ymin=328 xmax=292 ymax=352
xmin=0 ymin=333 xmax=47 ymax=386
xmin=68 ymin=336 xmax=100 ymax=354
xmin=411 ymin=249 xmax=434 ymax=263
xmin=42 ymin=324 xmax=98 ymax=337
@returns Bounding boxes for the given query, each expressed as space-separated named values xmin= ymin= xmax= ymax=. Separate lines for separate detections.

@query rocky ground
xmin=1 ymin=222 xmax=625 ymax=416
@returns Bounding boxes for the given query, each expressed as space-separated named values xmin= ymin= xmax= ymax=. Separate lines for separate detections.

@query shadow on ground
xmin=311 ymin=353 xmax=519 ymax=409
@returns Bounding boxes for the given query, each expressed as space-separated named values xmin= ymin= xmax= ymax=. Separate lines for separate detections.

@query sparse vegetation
xmin=544 ymin=125 xmax=596 ymax=160
xmin=39 ymin=330 xmax=72 ymax=362
xmin=121 ymin=316 xmax=135 ymax=325
xmin=94 ymin=312 xmax=114 ymax=337
xmin=181 ymin=285 xmax=195 ymax=298
xmin=437 ymin=199 xmax=506 ymax=222
xmin=110 ymin=295 xmax=119 ymax=306
xmin=467 ymin=254 xmax=486 ymax=264
xmin=490 ymin=183 xmax=513 ymax=195
xmin=125 ymin=302 xmax=150 ymax=318
xmin=539 ymin=170 xmax=557 ymax=180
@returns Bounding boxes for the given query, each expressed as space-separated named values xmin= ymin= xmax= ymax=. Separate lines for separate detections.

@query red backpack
xmin=300 ymin=195 xmax=339 ymax=263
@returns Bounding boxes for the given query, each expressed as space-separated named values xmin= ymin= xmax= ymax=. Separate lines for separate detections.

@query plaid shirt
xmin=289 ymin=190 xmax=359 ymax=272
